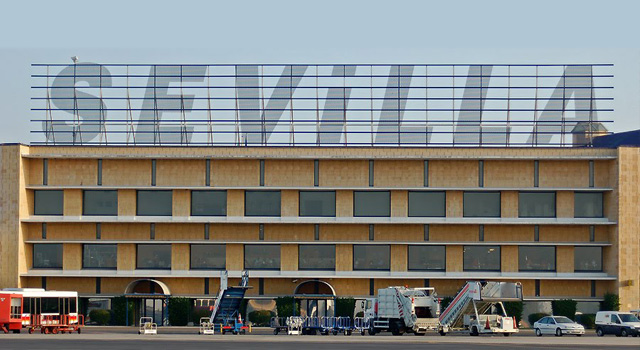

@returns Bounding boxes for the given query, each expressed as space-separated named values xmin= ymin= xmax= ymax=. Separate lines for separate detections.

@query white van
xmin=595 ymin=311 xmax=640 ymax=337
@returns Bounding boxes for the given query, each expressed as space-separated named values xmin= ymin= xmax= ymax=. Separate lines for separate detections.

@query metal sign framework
xmin=30 ymin=64 xmax=614 ymax=147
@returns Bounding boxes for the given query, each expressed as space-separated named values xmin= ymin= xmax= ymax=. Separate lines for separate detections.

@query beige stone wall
xmin=374 ymin=160 xmax=423 ymax=187
xmin=156 ymin=160 xmax=205 ymax=186
xmin=265 ymin=160 xmax=314 ymax=187
xmin=484 ymin=160 xmax=533 ymax=187
xmin=102 ymin=159 xmax=151 ymax=186
xmin=429 ymin=160 xmax=478 ymax=187
xmin=538 ymin=160 xmax=589 ymax=188
xmin=49 ymin=159 xmax=97 ymax=186
xmin=319 ymin=160 xmax=368 ymax=187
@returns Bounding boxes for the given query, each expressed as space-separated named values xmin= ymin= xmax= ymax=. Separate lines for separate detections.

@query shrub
xmin=275 ymin=297 xmax=299 ymax=318
xmin=440 ymin=297 xmax=453 ymax=312
xmin=503 ymin=301 xmax=523 ymax=325
xmin=89 ymin=309 xmax=111 ymax=325
xmin=248 ymin=310 xmax=275 ymax=326
xmin=168 ymin=297 xmax=192 ymax=326
xmin=576 ymin=314 xmax=596 ymax=329
xmin=528 ymin=312 xmax=549 ymax=327
xmin=192 ymin=308 xmax=212 ymax=324
xmin=335 ymin=298 xmax=356 ymax=318
xmin=111 ymin=296 xmax=134 ymax=326
xmin=601 ymin=293 xmax=620 ymax=311
xmin=551 ymin=299 xmax=577 ymax=320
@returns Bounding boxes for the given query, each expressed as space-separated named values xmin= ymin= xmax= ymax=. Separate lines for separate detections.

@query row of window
xmin=32 ymin=244 xmax=603 ymax=272
xmin=34 ymin=190 xmax=605 ymax=218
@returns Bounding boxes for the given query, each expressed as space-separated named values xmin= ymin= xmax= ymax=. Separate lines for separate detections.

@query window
xmin=83 ymin=190 xmax=118 ymax=216
xmin=463 ymin=245 xmax=501 ymax=271
xmin=298 ymin=245 xmax=335 ymax=270
xmin=408 ymin=191 xmax=446 ymax=217
xmin=518 ymin=246 xmax=556 ymax=271
xmin=34 ymin=190 xmax=64 ymax=215
xmin=518 ymin=192 xmax=556 ymax=218
xmin=191 ymin=190 xmax=227 ymax=216
xmin=136 ymin=244 xmax=171 ymax=269
xmin=353 ymin=245 xmax=390 ymax=271
xmin=190 ymin=244 xmax=226 ymax=270
xmin=82 ymin=244 xmax=117 ymax=269
xmin=33 ymin=244 xmax=62 ymax=269
xmin=408 ymin=245 xmax=445 ymax=271
xmin=353 ymin=191 xmax=391 ymax=217
xmin=299 ymin=191 xmax=336 ymax=217
xmin=463 ymin=192 xmax=501 ymax=217
xmin=574 ymin=246 xmax=602 ymax=272
xmin=244 ymin=191 xmax=281 ymax=217
xmin=136 ymin=190 xmax=172 ymax=216
xmin=244 ymin=244 xmax=280 ymax=270
xmin=574 ymin=192 xmax=604 ymax=218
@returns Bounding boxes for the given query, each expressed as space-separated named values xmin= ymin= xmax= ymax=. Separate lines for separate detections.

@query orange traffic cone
xmin=485 ymin=317 xmax=490 ymax=330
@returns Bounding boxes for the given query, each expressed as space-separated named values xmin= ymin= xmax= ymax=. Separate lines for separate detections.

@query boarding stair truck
xmin=208 ymin=270 xmax=251 ymax=335
xmin=438 ymin=281 xmax=522 ymax=336
xmin=364 ymin=286 xmax=440 ymax=336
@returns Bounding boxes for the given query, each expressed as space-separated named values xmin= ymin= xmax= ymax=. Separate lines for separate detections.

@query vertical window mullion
xmin=369 ymin=160 xmax=374 ymax=187
xmin=205 ymin=159 xmax=211 ymax=186
xmin=478 ymin=160 xmax=484 ymax=187
xmin=314 ymin=160 xmax=319 ymax=187
xmin=259 ymin=160 xmax=265 ymax=186
xmin=97 ymin=159 xmax=102 ymax=186
xmin=151 ymin=159 xmax=157 ymax=186
xmin=423 ymin=160 xmax=429 ymax=187
xmin=43 ymin=159 xmax=48 ymax=186
xmin=589 ymin=160 xmax=595 ymax=188
xmin=424 ymin=224 xmax=429 ymax=241
xmin=534 ymin=160 xmax=539 ymax=188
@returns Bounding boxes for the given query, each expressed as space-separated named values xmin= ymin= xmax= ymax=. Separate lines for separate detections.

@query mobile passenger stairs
xmin=438 ymin=281 xmax=522 ymax=336
xmin=205 ymin=271 xmax=251 ymax=335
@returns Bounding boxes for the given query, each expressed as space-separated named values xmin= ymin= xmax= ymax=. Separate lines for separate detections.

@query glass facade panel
xmin=298 ymin=245 xmax=335 ymax=270
xmin=34 ymin=190 xmax=64 ymax=215
xmin=299 ymin=191 xmax=336 ymax=217
xmin=408 ymin=191 xmax=446 ymax=217
xmin=245 ymin=191 xmax=281 ymax=217
xmin=518 ymin=246 xmax=556 ymax=271
xmin=353 ymin=191 xmax=391 ymax=217
xmin=191 ymin=190 xmax=227 ymax=216
xmin=83 ymin=190 xmax=118 ymax=216
xmin=137 ymin=190 xmax=172 ymax=216
xmin=353 ymin=245 xmax=390 ymax=271
xmin=463 ymin=192 xmax=501 ymax=217
xmin=190 ymin=244 xmax=226 ymax=269
xmin=408 ymin=245 xmax=445 ymax=270
xmin=518 ymin=192 xmax=556 ymax=218
xmin=33 ymin=244 xmax=63 ymax=268
xmin=82 ymin=244 xmax=117 ymax=269
xmin=574 ymin=192 xmax=604 ymax=218
xmin=574 ymin=246 xmax=603 ymax=271
xmin=463 ymin=245 xmax=501 ymax=271
xmin=244 ymin=244 xmax=280 ymax=270
xmin=136 ymin=244 xmax=171 ymax=269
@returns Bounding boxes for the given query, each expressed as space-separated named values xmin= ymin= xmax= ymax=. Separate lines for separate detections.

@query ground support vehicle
xmin=595 ymin=311 xmax=640 ymax=337
xmin=270 ymin=317 xmax=288 ymax=335
xmin=138 ymin=317 xmax=157 ymax=335
xmin=209 ymin=271 xmax=251 ymax=335
xmin=198 ymin=317 xmax=214 ymax=335
xmin=364 ymin=286 xmax=440 ymax=336
xmin=3 ymin=288 xmax=83 ymax=334
xmin=0 ymin=293 xmax=22 ymax=334
xmin=438 ymin=281 xmax=522 ymax=336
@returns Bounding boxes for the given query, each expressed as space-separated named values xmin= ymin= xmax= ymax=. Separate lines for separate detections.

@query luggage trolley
xmin=334 ymin=317 xmax=353 ymax=336
xmin=354 ymin=317 xmax=370 ymax=336
xmin=198 ymin=317 xmax=214 ymax=335
xmin=270 ymin=317 xmax=288 ymax=335
xmin=138 ymin=317 xmax=157 ymax=335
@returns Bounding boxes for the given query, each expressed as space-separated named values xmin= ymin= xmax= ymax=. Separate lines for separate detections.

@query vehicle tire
xmin=13 ymin=329 xmax=21 ymax=334
xmin=44 ymin=327 xmax=50 ymax=335
xmin=361 ymin=330 xmax=365 ymax=336
xmin=367 ymin=328 xmax=375 ymax=336
xmin=232 ymin=330 xmax=238 ymax=335
xmin=576 ymin=334 xmax=582 ymax=337
xmin=439 ymin=330 xmax=447 ymax=336
xmin=28 ymin=327 xmax=34 ymax=334
xmin=332 ymin=329 xmax=338 ymax=336
xmin=621 ymin=329 xmax=629 ymax=337
xmin=391 ymin=328 xmax=401 ymax=336
xmin=555 ymin=328 xmax=562 ymax=337
xmin=52 ymin=327 xmax=58 ymax=335
xmin=138 ymin=331 xmax=141 ymax=335
xmin=414 ymin=332 xmax=425 ymax=336
xmin=503 ymin=333 xmax=510 ymax=337
xmin=470 ymin=326 xmax=479 ymax=336
xmin=535 ymin=328 xmax=542 ymax=337
xmin=273 ymin=328 xmax=279 ymax=335
xmin=596 ymin=327 xmax=604 ymax=337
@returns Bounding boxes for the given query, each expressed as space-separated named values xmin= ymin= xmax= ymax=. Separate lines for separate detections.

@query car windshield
xmin=618 ymin=314 xmax=640 ymax=322
xmin=553 ymin=317 xmax=574 ymax=323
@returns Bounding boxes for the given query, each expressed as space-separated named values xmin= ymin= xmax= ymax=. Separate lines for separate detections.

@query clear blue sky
xmin=1 ymin=0 xmax=638 ymax=143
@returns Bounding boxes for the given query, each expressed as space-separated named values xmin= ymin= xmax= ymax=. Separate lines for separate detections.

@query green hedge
xmin=576 ymin=314 xmax=596 ymax=329
xmin=249 ymin=310 xmax=275 ymax=326
xmin=528 ymin=312 xmax=549 ymax=327
xmin=601 ymin=293 xmax=620 ymax=311
xmin=551 ymin=299 xmax=577 ymax=320
xmin=89 ymin=309 xmax=111 ymax=325
xmin=503 ymin=301 xmax=523 ymax=325
xmin=440 ymin=297 xmax=453 ymax=311
xmin=275 ymin=297 xmax=299 ymax=317
xmin=111 ymin=296 xmax=134 ymax=326
xmin=335 ymin=298 xmax=356 ymax=318
xmin=168 ymin=297 xmax=192 ymax=326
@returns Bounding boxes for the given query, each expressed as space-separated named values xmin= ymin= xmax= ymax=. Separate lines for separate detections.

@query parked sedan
xmin=534 ymin=316 xmax=585 ymax=336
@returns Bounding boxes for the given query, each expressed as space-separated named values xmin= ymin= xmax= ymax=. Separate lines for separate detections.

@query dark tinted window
xmin=408 ymin=245 xmax=445 ymax=270
xmin=190 ymin=244 xmax=226 ymax=269
xmin=574 ymin=192 xmax=604 ymax=218
xmin=298 ymin=245 xmax=335 ymax=270
xmin=353 ymin=245 xmax=390 ymax=271
xmin=463 ymin=192 xmax=501 ymax=217
xmin=245 ymin=191 xmax=281 ymax=217
xmin=299 ymin=191 xmax=336 ymax=217
xmin=34 ymin=190 xmax=64 ymax=215
xmin=191 ymin=191 xmax=227 ymax=216
xmin=136 ymin=244 xmax=171 ymax=269
xmin=33 ymin=244 xmax=62 ymax=268
xmin=82 ymin=244 xmax=117 ymax=269
xmin=244 ymin=244 xmax=280 ymax=270
xmin=408 ymin=191 xmax=446 ymax=217
xmin=137 ymin=190 xmax=172 ymax=216
xmin=574 ymin=246 xmax=602 ymax=271
xmin=83 ymin=190 xmax=118 ymax=216
xmin=518 ymin=192 xmax=556 ymax=218
xmin=518 ymin=246 xmax=555 ymax=271
xmin=463 ymin=245 xmax=501 ymax=271
xmin=353 ymin=191 xmax=391 ymax=217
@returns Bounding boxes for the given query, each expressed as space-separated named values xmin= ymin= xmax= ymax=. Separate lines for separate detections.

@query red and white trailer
xmin=0 ymin=293 xmax=23 ymax=333
xmin=2 ymin=288 xmax=84 ymax=334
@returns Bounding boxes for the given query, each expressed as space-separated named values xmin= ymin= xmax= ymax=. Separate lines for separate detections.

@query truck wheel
xmin=470 ymin=326 xmax=479 ymax=336
xmin=13 ymin=329 xmax=21 ymax=334
xmin=28 ymin=328 xmax=34 ymax=334
xmin=439 ymin=330 xmax=447 ymax=336
xmin=621 ymin=329 xmax=629 ymax=337
xmin=596 ymin=328 xmax=604 ymax=337
xmin=503 ymin=333 xmax=510 ymax=337
xmin=367 ymin=328 xmax=376 ymax=336
xmin=414 ymin=332 xmax=425 ymax=336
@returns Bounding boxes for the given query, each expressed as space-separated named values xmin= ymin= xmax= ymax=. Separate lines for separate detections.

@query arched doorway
xmin=293 ymin=280 xmax=336 ymax=318
xmin=124 ymin=279 xmax=171 ymax=326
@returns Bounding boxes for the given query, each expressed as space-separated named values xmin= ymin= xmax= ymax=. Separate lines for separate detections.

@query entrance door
xmin=141 ymin=299 xmax=165 ymax=325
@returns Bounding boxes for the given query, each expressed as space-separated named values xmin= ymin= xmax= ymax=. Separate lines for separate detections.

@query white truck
xmin=363 ymin=286 xmax=440 ymax=336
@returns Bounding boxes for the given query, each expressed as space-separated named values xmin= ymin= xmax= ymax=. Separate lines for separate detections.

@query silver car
xmin=534 ymin=316 xmax=585 ymax=336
